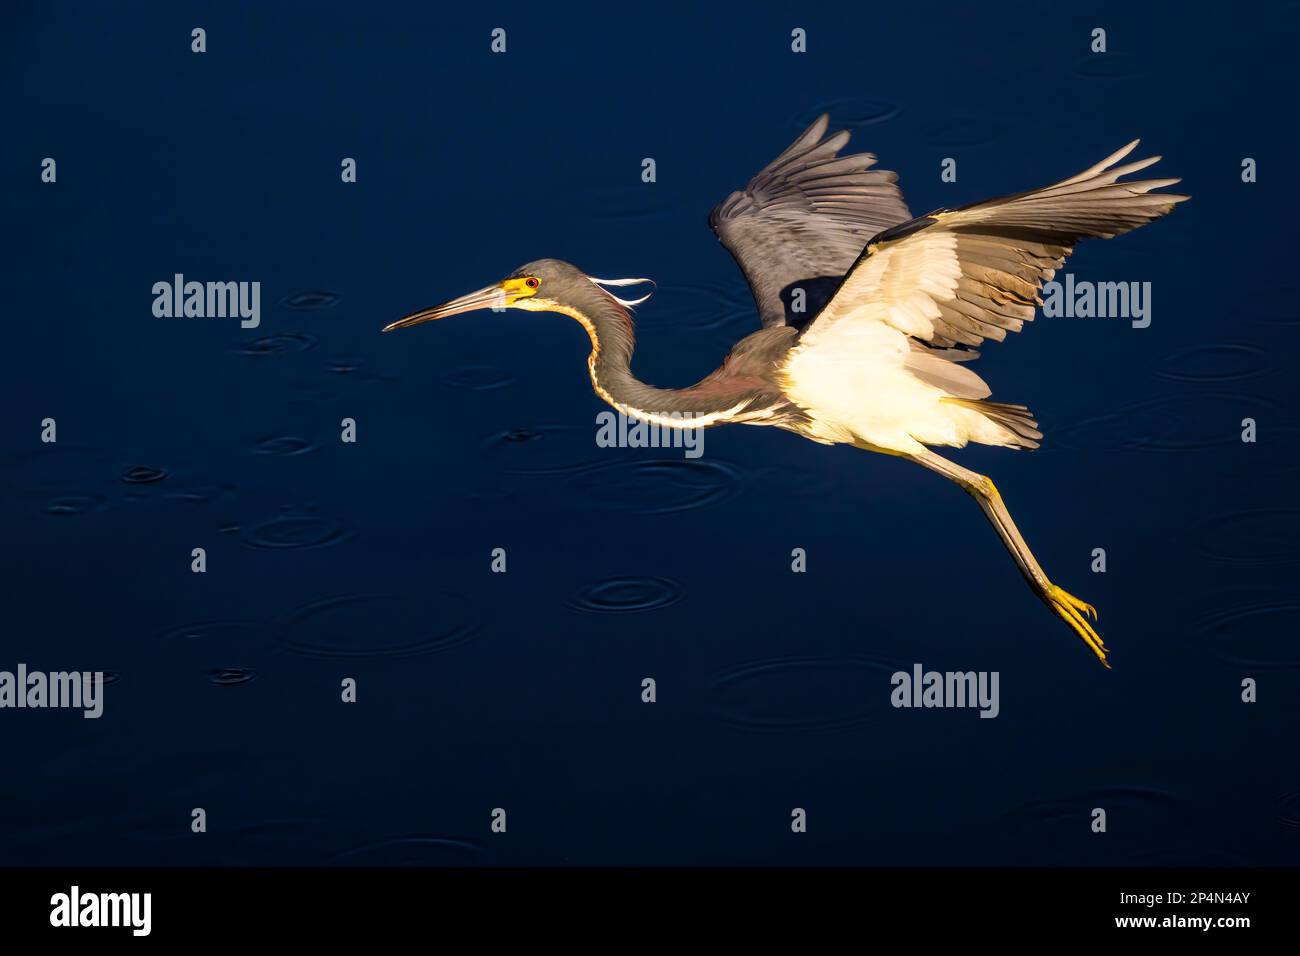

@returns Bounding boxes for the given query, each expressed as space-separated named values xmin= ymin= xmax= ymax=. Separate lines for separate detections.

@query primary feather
xmin=775 ymin=139 xmax=1188 ymax=454
xmin=710 ymin=114 xmax=913 ymax=329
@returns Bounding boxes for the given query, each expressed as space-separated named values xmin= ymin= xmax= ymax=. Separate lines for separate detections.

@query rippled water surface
xmin=3 ymin=2 xmax=1298 ymax=866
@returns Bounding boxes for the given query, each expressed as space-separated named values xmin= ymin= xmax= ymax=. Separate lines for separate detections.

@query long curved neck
xmin=577 ymin=293 xmax=643 ymax=409
xmin=553 ymin=284 xmax=762 ymax=426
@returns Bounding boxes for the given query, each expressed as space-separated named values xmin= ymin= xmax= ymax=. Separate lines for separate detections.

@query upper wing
xmin=797 ymin=140 xmax=1189 ymax=395
xmin=709 ymin=114 xmax=912 ymax=330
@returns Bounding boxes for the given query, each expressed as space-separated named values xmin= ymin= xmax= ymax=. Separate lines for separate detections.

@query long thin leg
xmin=909 ymin=448 xmax=1109 ymax=667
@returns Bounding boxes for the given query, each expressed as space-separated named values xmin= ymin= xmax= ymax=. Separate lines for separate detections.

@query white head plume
xmin=587 ymin=275 xmax=656 ymax=308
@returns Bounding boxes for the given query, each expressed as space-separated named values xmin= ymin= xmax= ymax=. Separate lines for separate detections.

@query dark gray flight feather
xmin=709 ymin=114 xmax=912 ymax=330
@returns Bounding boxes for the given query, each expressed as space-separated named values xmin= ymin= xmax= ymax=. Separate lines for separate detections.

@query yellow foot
xmin=1044 ymin=584 xmax=1109 ymax=668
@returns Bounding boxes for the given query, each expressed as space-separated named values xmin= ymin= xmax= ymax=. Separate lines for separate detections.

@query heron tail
xmin=942 ymin=398 xmax=1042 ymax=450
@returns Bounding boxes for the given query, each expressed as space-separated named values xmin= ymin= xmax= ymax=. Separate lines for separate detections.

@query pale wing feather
xmin=780 ymin=143 xmax=1187 ymax=455
xmin=800 ymin=141 xmax=1188 ymax=389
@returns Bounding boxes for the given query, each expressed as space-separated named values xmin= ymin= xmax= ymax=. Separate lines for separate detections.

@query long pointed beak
xmin=383 ymin=284 xmax=505 ymax=332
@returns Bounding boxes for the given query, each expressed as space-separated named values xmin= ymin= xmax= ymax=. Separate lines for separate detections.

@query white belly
xmin=779 ymin=320 xmax=1011 ymax=454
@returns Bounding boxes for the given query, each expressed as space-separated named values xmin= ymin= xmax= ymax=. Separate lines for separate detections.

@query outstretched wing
xmin=797 ymin=140 xmax=1189 ymax=398
xmin=709 ymin=114 xmax=912 ymax=330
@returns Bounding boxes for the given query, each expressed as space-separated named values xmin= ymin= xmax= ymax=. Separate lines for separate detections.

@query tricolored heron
xmin=385 ymin=115 xmax=1187 ymax=666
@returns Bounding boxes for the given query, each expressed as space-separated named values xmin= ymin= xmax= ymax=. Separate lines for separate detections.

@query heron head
xmin=383 ymin=259 xmax=653 ymax=332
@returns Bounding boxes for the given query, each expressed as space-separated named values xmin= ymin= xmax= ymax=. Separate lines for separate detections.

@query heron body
xmin=385 ymin=115 xmax=1188 ymax=667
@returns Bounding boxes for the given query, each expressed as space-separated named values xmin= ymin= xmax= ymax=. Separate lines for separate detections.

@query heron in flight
xmin=385 ymin=116 xmax=1187 ymax=666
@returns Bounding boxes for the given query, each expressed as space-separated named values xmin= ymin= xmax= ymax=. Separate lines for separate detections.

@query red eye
xmin=525 ymin=277 xmax=539 ymax=289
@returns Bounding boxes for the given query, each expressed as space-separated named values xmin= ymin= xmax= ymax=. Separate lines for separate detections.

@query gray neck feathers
xmin=576 ymin=283 xmax=771 ymax=419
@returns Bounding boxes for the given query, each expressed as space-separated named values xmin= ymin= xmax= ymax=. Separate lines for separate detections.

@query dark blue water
xmin=2 ymin=1 xmax=1298 ymax=866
